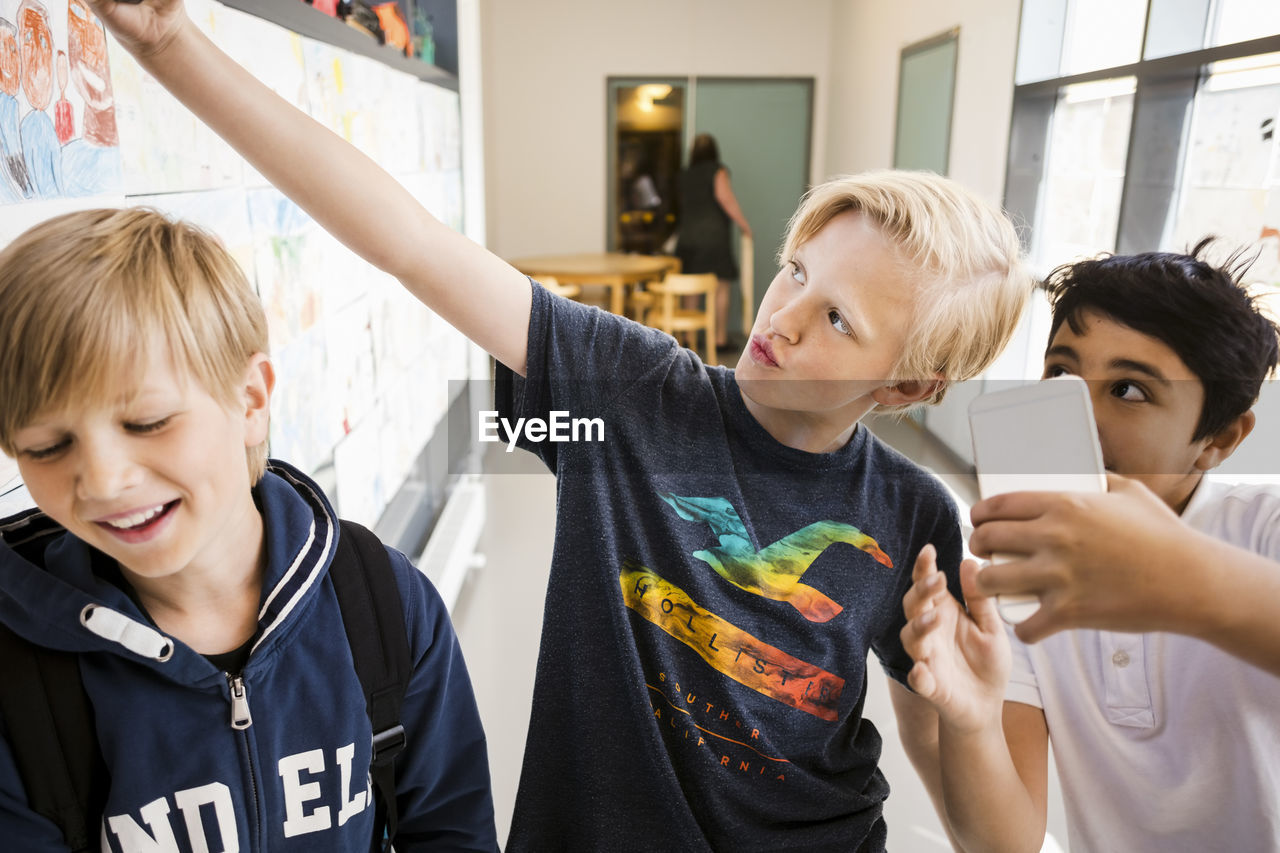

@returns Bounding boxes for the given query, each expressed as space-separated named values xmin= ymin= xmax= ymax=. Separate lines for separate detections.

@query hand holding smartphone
xmin=968 ymin=375 xmax=1107 ymax=623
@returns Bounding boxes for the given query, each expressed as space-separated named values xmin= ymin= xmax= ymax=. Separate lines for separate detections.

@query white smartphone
xmin=968 ymin=375 xmax=1107 ymax=623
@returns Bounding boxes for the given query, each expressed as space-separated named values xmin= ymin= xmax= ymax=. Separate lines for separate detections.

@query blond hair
xmin=0 ymin=207 xmax=271 ymax=481
xmin=781 ymin=171 xmax=1033 ymax=407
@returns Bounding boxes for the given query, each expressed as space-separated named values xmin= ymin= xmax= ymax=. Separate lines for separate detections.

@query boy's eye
xmin=1043 ymin=364 xmax=1073 ymax=379
xmin=828 ymin=309 xmax=852 ymax=336
xmin=126 ymin=417 xmax=171 ymax=434
xmin=23 ymin=439 xmax=69 ymax=461
xmin=1111 ymin=381 xmax=1147 ymax=402
xmin=790 ymin=261 xmax=806 ymax=284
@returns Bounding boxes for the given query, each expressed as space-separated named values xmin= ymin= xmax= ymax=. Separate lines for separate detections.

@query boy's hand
xmin=969 ymin=473 xmax=1195 ymax=642
xmin=900 ymin=545 xmax=1010 ymax=734
xmin=85 ymin=0 xmax=187 ymax=58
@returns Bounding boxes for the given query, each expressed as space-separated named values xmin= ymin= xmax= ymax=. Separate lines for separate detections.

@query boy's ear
xmin=242 ymin=353 xmax=275 ymax=449
xmin=870 ymin=375 xmax=945 ymax=407
xmin=1194 ymin=409 xmax=1255 ymax=472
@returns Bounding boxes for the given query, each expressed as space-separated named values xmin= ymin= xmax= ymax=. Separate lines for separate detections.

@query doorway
xmin=607 ymin=76 xmax=814 ymax=341
xmin=610 ymin=80 xmax=686 ymax=255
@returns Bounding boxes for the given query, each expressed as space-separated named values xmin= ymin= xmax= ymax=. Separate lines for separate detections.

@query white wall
xmin=477 ymin=0 xmax=833 ymax=259
xmin=824 ymin=0 xmax=1022 ymax=199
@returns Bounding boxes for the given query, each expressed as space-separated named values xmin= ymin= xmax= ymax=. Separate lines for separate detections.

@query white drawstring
xmin=80 ymin=604 xmax=173 ymax=662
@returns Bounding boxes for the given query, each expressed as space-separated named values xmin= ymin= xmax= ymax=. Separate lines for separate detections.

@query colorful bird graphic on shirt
xmin=659 ymin=493 xmax=893 ymax=623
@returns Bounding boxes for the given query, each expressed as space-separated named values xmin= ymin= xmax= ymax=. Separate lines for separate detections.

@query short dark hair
xmin=1045 ymin=238 xmax=1280 ymax=441
xmin=689 ymin=133 xmax=719 ymax=166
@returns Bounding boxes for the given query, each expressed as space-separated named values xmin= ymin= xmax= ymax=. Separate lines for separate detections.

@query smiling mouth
xmin=98 ymin=500 xmax=179 ymax=533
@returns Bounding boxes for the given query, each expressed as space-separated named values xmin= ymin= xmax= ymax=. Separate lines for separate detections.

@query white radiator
xmin=415 ymin=474 xmax=487 ymax=612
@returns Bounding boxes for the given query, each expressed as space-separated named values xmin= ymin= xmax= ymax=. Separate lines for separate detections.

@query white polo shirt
xmin=1006 ymin=477 xmax=1280 ymax=852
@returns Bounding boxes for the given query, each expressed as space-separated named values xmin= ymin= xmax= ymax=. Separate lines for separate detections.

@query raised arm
xmin=899 ymin=546 xmax=1048 ymax=853
xmin=86 ymin=0 xmax=532 ymax=374
xmin=970 ymin=474 xmax=1280 ymax=678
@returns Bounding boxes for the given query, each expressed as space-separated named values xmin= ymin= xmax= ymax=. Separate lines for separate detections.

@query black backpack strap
xmin=332 ymin=519 xmax=412 ymax=853
xmin=0 ymin=625 xmax=107 ymax=853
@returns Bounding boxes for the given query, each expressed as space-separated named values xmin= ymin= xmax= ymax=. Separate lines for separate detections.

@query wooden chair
xmin=739 ymin=232 xmax=754 ymax=335
xmin=538 ymin=275 xmax=582 ymax=301
xmin=645 ymin=273 xmax=719 ymax=365
xmin=624 ymin=256 xmax=679 ymax=321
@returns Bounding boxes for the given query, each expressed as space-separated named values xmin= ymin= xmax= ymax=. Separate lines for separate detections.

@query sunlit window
xmin=1034 ymin=78 xmax=1136 ymax=269
xmin=1061 ymin=0 xmax=1146 ymax=75
xmin=1016 ymin=0 xmax=1146 ymax=82
xmin=1169 ymin=52 xmax=1280 ymax=307
xmin=1211 ymin=0 xmax=1280 ymax=49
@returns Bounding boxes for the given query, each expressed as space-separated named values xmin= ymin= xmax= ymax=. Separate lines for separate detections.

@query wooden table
xmin=508 ymin=253 xmax=680 ymax=316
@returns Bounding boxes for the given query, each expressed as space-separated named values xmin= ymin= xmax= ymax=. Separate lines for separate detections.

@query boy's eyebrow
xmin=1109 ymin=358 xmax=1171 ymax=385
xmin=1045 ymin=345 xmax=1171 ymax=384
xmin=1044 ymin=343 xmax=1078 ymax=362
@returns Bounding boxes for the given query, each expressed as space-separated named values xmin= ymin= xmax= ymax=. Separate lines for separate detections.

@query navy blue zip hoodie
xmin=0 ymin=460 xmax=497 ymax=852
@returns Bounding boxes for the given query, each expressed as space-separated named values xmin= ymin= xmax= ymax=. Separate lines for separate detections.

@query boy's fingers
xmin=902 ymin=572 xmax=945 ymax=618
xmin=967 ymin=519 xmax=1041 ymax=560
xmin=1012 ymin=602 xmax=1063 ymax=645
xmin=970 ymin=491 xmax=1059 ymax=526
xmin=907 ymin=661 xmax=938 ymax=701
xmin=900 ymin=607 xmax=940 ymax=655
xmin=972 ymin=556 xmax=1046 ymax=598
xmin=911 ymin=543 xmax=937 ymax=582
xmin=962 ymin=560 xmax=1003 ymax=634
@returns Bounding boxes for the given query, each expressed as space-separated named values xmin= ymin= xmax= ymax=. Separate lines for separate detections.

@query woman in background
xmin=675 ymin=133 xmax=752 ymax=349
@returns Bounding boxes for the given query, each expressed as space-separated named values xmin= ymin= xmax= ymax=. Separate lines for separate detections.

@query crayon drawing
xmin=0 ymin=0 xmax=121 ymax=204
xmin=108 ymin=0 xmax=244 ymax=194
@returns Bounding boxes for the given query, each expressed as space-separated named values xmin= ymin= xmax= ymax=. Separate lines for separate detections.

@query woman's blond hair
xmin=0 ymin=207 xmax=271 ymax=481
xmin=781 ymin=171 xmax=1034 ymax=408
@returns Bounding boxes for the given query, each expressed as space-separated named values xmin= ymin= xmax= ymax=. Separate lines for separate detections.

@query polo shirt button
xmin=1112 ymin=650 xmax=1130 ymax=668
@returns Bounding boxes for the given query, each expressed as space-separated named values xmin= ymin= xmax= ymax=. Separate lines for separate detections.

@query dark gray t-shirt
xmin=498 ymin=282 xmax=963 ymax=852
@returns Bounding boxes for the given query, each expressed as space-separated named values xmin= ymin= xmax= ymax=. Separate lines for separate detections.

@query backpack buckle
xmin=371 ymin=724 xmax=406 ymax=764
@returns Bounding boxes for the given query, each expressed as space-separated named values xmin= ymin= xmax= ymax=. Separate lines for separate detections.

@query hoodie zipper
xmin=229 ymin=675 xmax=253 ymax=730
xmin=227 ymin=673 xmax=264 ymax=849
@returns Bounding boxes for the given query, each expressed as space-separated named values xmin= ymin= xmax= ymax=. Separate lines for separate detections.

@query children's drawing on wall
xmin=0 ymin=0 xmax=121 ymax=204
xmin=1 ymin=15 xmax=21 ymax=202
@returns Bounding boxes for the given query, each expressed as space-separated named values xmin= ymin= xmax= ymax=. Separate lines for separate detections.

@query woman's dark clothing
xmin=675 ymin=160 xmax=737 ymax=280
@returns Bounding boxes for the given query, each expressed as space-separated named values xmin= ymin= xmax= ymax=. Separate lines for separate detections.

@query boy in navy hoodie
xmin=0 ymin=207 xmax=498 ymax=852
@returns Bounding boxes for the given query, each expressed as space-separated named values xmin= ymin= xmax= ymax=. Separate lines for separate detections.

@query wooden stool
xmin=645 ymin=273 xmax=719 ymax=365
xmin=538 ymin=275 xmax=582 ymax=301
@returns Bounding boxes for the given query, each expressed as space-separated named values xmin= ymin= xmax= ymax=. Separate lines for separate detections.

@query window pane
xmin=1016 ymin=0 xmax=1068 ymax=84
xmin=1144 ymin=0 xmax=1211 ymax=59
xmin=1035 ymin=78 xmax=1136 ymax=269
xmin=1168 ymin=53 xmax=1280 ymax=292
xmin=1061 ymin=0 xmax=1146 ymax=75
xmin=1210 ymin=0 xmax=1280 ymax=49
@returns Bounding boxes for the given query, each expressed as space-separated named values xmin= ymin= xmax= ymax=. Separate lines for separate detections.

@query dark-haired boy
xmin=902 ymin=241 xmax=1280 ymax=851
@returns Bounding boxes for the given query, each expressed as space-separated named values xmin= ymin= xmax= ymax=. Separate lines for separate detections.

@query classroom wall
xmin=476 ymin=0 xmax=834 ymax=260
xmin=824 ymin=0 xmax=1022 ymax=200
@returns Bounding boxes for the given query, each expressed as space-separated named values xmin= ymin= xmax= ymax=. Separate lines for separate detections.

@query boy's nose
xmin=75 ymin=439 xmax=141 ymax=501
xmin=767 ymin=298 xmax=803 ymax=343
